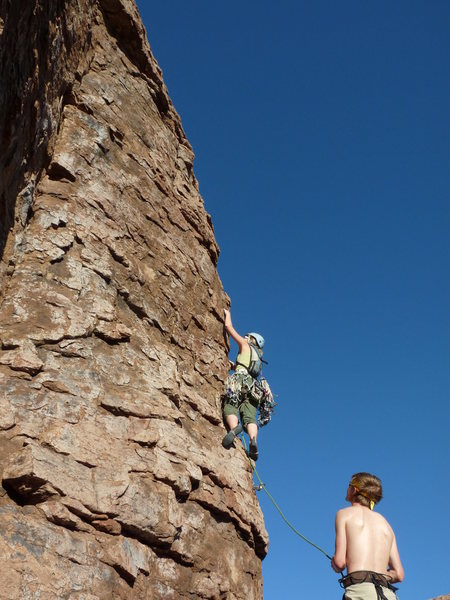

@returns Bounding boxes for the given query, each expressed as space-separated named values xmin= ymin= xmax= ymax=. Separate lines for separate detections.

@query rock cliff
xmin=0 ymin=1 xmax=268 ymax=598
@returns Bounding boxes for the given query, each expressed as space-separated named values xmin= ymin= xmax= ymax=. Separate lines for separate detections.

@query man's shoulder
xmin=336 ymin=504 xmax=368 ymax=521
xmin=337 ymin=505 xmax=357 ymax=515
xmin=373 ymin=510 xmax=394 ymax=530
xmin=336 ymin=506 xmax=354 ymax=520
xmin=337 ymin=505 xmax=393 ymax=529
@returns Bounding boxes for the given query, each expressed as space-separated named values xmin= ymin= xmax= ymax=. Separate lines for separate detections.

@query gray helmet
xmin=246 ymin=332 xmax=264 ymax=349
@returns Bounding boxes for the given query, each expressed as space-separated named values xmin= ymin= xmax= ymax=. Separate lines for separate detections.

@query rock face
xmin=0 ymin=1 xmax=267 ymax=598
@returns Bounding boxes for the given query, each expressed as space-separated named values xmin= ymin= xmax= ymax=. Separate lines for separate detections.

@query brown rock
xmin=0 ymin=0 xmax=267 ymax=598
xmin=0 ymin=340 xmax=43 ymax=375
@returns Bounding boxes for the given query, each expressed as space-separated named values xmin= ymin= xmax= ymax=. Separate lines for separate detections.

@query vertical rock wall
xmin=0 ymin=1 xmax=268 ymax=598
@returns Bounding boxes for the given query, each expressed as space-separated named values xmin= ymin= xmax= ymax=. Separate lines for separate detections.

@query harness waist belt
xmin=340 ymin=571 xmax=398 ymax=600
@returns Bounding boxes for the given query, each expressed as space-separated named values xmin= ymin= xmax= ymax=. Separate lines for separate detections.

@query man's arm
xmin=331 ymin=510 xmax=347 ymax=573
xmin=224 ymin=309 xmax=248 ymax=353
xmin=385 ymin=534 xmax=404 ymax=583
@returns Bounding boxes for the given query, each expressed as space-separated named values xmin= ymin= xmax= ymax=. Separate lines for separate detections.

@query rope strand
xmin=240 ymin=435 xmax=333 ymax=561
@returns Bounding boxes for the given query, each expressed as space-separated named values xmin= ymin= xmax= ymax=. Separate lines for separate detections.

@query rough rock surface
xmin=0 ymin=1 xmax=267 ymax=598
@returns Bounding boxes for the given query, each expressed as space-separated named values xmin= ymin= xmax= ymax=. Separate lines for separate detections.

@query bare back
xmin=332 ymin=482 xmax=404 ymax=583
xmin=343 ymin=505 xmax=394 ymax=573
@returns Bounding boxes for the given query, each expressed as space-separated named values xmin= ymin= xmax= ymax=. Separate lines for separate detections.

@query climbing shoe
xmin=222 ymin=424 xmax=243 ymax=449
xmin=248 ymin=439 xmax=258 ymax=461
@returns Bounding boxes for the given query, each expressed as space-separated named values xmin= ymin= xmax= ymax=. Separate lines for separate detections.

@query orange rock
xmin=0 ymin=0 xmax=267 ymax=598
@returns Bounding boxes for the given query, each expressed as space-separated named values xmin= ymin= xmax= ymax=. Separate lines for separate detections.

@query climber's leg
xmin=241 ymin=403 xmax=259 ymax=460
xmin=247 ymin=423 xmax=258 ymax=460
xmin=222 ymin=402 xmax=243 ymax=448
xmin=222 ymin=421 xmax=243 ymax=448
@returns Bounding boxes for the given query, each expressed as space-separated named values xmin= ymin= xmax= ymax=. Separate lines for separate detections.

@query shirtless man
xmin=331 ymin=472 xmax=404 ymax=600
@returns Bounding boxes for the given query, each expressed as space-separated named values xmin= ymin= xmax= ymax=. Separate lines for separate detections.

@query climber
xmin=331 ymin=472 xmax=404 ymax=600
xmin=221 ymin=308 xmax=267 ymax=461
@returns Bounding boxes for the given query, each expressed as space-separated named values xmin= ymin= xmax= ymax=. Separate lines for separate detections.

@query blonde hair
xmin=350 ymin=472 xmax=383 ymax=509
xmin=247 ymin=335 xmax=263 ymax=355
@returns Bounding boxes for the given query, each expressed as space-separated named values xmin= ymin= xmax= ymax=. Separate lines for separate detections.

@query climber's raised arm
xmin=224 ymin=309 xmax=249 ymax=353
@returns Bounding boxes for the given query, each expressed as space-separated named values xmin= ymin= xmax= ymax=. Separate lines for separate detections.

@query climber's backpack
xmin=236 ymin=343 xmax=263 ymax=379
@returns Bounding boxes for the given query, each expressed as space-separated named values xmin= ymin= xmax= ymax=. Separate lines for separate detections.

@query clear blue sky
xmin=136 ymin=2 xmax=449 ymax=598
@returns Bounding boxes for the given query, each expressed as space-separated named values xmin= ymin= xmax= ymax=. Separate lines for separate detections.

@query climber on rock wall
xmin=221 ymin=308 xmax=268 ymax=461
xmin=331 ymin=472 xmax=405 ymax=600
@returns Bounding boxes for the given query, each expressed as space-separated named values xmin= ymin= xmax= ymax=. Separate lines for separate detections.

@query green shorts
xmin=223 ymin=398 xmax=257 ymax=429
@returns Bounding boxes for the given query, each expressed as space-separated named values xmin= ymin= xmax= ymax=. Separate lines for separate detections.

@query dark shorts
xmin=223 ymin=398 xmax=257 ymax=429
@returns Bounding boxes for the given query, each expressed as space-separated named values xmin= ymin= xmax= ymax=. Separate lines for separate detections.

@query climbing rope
xmin=240 ymin=435 xmax=333 ymax=562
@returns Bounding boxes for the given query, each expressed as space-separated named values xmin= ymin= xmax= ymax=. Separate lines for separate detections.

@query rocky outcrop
xmin=0 ymin=1 xmax=267 ymax=598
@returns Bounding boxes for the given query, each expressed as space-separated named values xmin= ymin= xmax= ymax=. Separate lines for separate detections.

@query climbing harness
xmin=339 ymin=571 xmax=398 ymax=600
xmin=240 ymin=435 xmax=336 ymax=565
xmin=224 ymin=373 xmax=276 ymax=427
xmin=224 ymin=371 xmax=254 ymax=406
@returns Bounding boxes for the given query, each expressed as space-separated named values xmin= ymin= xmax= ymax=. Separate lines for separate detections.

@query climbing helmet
xmin=246 ymin=332 xmax=264 ymax=349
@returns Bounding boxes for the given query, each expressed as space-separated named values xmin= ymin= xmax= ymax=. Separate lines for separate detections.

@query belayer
xmin=221 ymin=308 xmax=274 ymax=461
xmin=331 ymin=472 xmax=404 ymax=600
